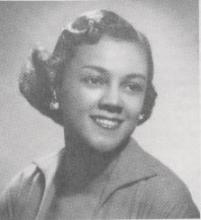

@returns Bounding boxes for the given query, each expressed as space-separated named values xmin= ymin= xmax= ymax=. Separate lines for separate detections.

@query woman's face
xmin=59 ymin=36 xmax=148 ymax=152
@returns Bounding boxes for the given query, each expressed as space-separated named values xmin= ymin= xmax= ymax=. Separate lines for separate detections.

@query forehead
xmin=70 ymin=36 xmax=149 ymax=77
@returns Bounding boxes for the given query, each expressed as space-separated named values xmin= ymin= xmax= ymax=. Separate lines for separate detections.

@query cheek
xmin=79 ymin=88 xmax=103 ymax=107
xmin=60 ymin=87 xmax=103 ymax=115
xmin=123 ymin=94 xmax=145 ymax=119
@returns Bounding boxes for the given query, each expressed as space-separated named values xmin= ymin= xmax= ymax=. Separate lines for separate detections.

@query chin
xmin=88 ymin=136 xmax=129 ymax=154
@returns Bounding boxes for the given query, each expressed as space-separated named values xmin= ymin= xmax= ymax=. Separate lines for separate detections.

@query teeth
xmin=94 ymin=118 xmax=119 ymax=129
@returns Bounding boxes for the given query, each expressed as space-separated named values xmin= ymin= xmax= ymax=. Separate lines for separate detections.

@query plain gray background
xmin=0 ymin=0 xmax=199 ymax=208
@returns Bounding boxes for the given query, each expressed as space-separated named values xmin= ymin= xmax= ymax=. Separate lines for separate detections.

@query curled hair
xmin=19 ymin=9 xmax=157 ymax=126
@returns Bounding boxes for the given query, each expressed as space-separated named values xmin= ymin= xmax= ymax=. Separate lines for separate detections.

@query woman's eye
xmin=88 ymin=77 xmax=102 ymax=85
xmin=82 ymin=76 xmax=105 ymax=86
xmin=125 ymin=83 xmax=144 ymax=93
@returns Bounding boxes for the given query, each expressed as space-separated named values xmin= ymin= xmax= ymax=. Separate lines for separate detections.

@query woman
xmin=0 ymin=9 xmax=199 ymax=219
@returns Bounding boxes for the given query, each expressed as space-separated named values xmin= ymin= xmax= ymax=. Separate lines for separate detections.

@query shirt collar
xmin=33 ymin=148 xmax=65 ymax=188
xmin=98 ymin=138 xmax=157 ymax=205
xmin=33 ymin=138 xmax=157 ymax=205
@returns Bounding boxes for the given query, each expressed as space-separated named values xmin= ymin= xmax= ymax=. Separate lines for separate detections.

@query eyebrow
xmin=82 ymin=65 xmax=108 ymax=75
xmin=125 ymin=73 xmax=146 ymax=81
xmin=82 ymin=65 xmax=146 ymax=81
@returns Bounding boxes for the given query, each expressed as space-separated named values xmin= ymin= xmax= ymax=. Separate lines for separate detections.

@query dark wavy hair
xmin=19 ymin=9 xmax=157 ymax=126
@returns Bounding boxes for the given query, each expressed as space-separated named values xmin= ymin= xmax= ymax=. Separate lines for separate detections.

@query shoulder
xmin=0 ymin=164 xmax=44 ymax=219
xmin=0 ymin=148 xmax=62 ymax=203
xmin=135 ymin=147 xmax=200 ymax=218
xmin=0 ymin=148 xmax=63 ymax=218
xmin=0 ymin=164 xmax=42 ymax=200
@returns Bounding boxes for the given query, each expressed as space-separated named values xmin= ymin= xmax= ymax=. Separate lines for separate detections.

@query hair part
xmin=19 ymin=9 xmax=157 ymax=126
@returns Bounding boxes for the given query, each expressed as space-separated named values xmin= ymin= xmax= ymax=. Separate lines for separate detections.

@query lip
xmin=90 ymin=115 xmax=123 ymax=130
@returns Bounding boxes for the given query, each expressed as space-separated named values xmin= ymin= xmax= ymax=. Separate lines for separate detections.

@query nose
xmin=98 ymin=85 xmax=123 ymax=114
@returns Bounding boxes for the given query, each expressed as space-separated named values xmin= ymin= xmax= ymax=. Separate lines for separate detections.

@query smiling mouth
xmin=90 ymin=116 xmax=123 ymax=130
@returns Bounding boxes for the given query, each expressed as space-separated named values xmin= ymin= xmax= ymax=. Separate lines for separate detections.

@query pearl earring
xmin=138 ymin=114 xmax=144 ymax=121
xmin=49 ymin=89 xmax=59 ymax=110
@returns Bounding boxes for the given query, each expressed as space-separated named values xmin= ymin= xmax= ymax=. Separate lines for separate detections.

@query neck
xmin=55 ymin=132 xmax=125 ymax=195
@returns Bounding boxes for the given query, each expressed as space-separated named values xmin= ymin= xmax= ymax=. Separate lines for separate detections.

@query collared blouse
xmin=0 ymin=138 xmax=199 ymax=219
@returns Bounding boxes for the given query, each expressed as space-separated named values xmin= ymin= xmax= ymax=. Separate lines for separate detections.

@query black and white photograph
xmin=0 ymin=0 xmax=200 ymax=219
